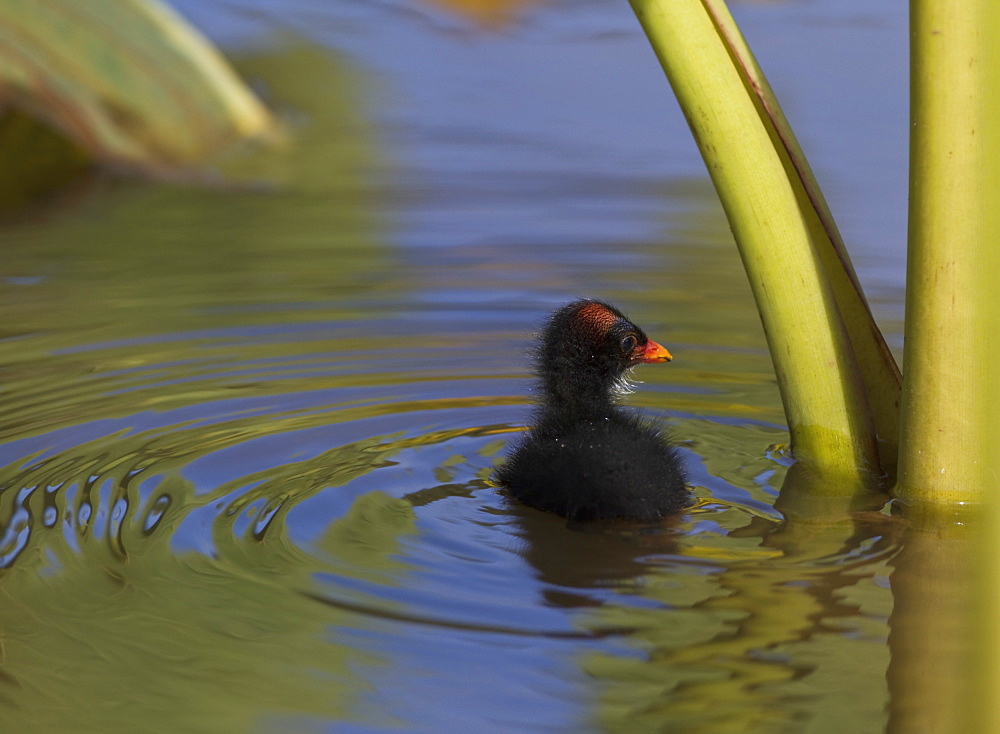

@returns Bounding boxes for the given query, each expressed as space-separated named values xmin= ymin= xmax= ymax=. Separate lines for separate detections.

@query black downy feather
xmin=494 ymin=299 xmax=690 ymax=521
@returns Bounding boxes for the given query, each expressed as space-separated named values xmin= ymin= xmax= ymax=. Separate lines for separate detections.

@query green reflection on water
xmin=0 ymin=42 xmax=405 ymax=732
xmin=0 ymin=33 xmax=906 ymax=734
xmin=580 ymin=510 xmax=897 ymax=734
xmin=0 ymin=44 xmax=391 ymax=440
xmin=0 ymin=484 xmax=417 ymax=733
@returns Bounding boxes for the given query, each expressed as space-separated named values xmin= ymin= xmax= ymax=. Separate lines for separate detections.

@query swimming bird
xmin=494 ymin=299 xmax=690 ymax=521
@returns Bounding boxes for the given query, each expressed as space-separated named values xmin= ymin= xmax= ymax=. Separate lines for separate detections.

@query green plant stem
xmin=896 ymin=0 xmax=998 ymax=505
xmin=630 ymin=0 xmax=882 ymax=483
xmin=697 ymin=1 xmax=903 ymax=476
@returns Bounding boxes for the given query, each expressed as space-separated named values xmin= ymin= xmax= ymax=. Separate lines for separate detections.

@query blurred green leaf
xmin=0 ymin=0 xmax=275 ymax=197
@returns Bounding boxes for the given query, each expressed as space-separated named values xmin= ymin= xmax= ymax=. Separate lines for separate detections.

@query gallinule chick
xmin=495 ymin=299 xmax=690 ymax=522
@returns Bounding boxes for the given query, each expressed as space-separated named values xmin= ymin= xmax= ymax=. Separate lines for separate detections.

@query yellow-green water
xmin=0 ymin=1 xmax=933 ymax=732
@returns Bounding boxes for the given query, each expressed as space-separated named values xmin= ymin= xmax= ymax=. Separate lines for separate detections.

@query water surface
xmin=0 ymin=1 xmax=912 ymax=731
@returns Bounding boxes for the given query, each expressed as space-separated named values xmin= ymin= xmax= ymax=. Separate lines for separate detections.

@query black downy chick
xmin=494 ymin=299 xmax=690 ymax=522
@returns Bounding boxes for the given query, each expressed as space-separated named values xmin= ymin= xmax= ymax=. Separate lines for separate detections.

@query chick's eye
xmin=620 ymin=334 xmax=638 ymax=354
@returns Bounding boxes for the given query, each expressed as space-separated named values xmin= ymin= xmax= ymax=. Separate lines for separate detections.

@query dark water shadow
xmin=479 ymin=462 xmax=906 ymax=732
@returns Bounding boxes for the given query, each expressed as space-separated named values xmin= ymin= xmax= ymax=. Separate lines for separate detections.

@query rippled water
xmin=0 ymin=1 xmax=914 ymax=732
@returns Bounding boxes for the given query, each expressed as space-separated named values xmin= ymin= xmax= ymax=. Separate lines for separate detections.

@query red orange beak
xmin=636 ymin=339 xmax=673 ymax=363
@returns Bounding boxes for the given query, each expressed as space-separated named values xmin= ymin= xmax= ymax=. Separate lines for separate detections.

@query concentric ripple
xmin=0 ymin=0 xmax=909 ymax=724
xmin=0 ymin=294 xmax=908 ymax=734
